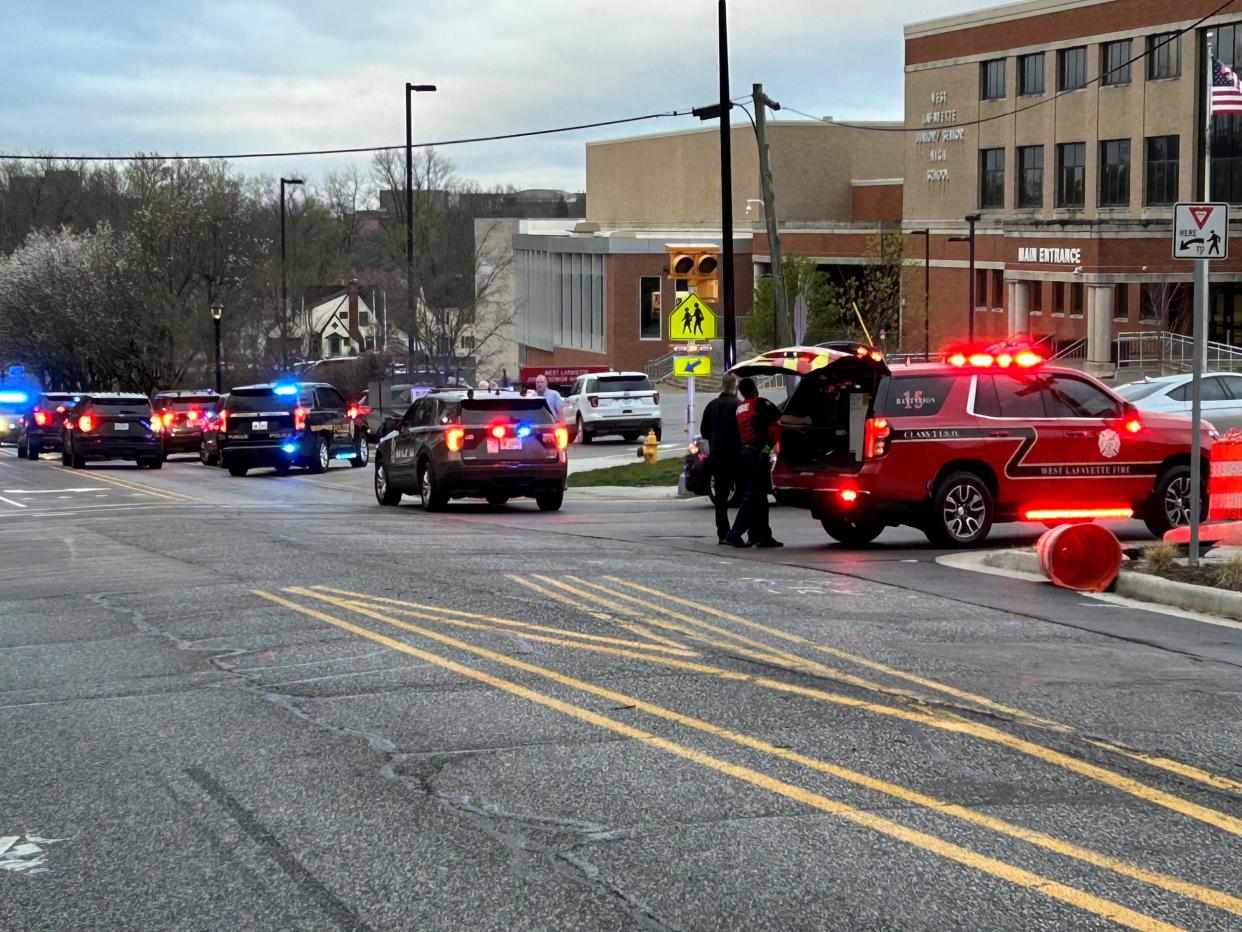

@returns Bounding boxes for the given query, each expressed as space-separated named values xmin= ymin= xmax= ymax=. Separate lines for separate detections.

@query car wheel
xmin=308 ymin=434 xmax=330 ymax=474
xmin=16 ymin=438 xmax=26 ymax=458
xmin=653 ymin=425 xmax=663 ymax=442
xmin=536 ymin=488 xmax=564 ymax=512
xmin=61 ymin=445 xmax=71 ymax=467
xmin=927 ymin=471 xmax=993 ymax=547
xmin=227 ymin=462 xmax=249 ymax=477
xmin=621 ymin=432 xmax=639 ymax=443
xmin=27 ymin=442 xmax=41 ymax=461
xmin=350 ymin=435 xmax=369 ymax=468
xmin=1145 ymin=464 xmax=1205 ymax=537
xmin=821 ymin=516 xmax=884 ymax=547
xmin=486 ymin=493 xmax=509 ymax=507
xmin=374 ymin=459 xmax=402 ymax=506
xmin=273 ymin=462 xmax=291 ymax=475
xmin=577 ymin=416 xmax=592 ymax=444
xmin=418 ymin=460 xmax=448 ymax=511
xmin=139 ymin=457 xmax=162 ymax=470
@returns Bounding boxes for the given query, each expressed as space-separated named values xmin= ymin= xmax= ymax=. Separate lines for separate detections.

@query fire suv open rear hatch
xmin=730 ymin=346 xmax=890 ymax=473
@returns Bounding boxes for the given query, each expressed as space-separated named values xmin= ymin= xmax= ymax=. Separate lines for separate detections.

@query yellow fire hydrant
xmin=640 ymin=429 xmax=659 ymax=464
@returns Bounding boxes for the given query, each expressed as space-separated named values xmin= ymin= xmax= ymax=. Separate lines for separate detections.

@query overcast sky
xmin=3 ymin=0 xmax=994 ymax=193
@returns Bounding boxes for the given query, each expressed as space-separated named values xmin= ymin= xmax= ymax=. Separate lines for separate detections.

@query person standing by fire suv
xmin=725 ymin=378 xmax=783 ymax=548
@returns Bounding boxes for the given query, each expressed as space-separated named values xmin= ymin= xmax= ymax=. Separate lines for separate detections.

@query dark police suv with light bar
xmin=216 ymin=381 xmax=367 ymax=477
xmin=61 ymin=393 xmax=165 ymax=469
xmin=373 ymin=391 xmax=568 ymax=511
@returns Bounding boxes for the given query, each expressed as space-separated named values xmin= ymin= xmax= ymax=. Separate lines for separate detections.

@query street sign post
xmin=1173 ymin=202 xmax=1229 ymax=564
xmin=673 ymin=355 xmax=712 ymax=378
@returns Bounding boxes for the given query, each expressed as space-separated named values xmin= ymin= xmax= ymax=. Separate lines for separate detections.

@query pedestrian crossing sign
xmin=669 ymin=293 xmax=717 ymax=341
xmin=673 ymin=355 xmax=712 ymax=378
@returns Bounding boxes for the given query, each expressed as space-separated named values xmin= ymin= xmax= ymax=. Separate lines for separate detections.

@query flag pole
xmin=1191 ymin=31 xmax=1216 ymax=565
xmin=1206 ymin=31 xmax=1215 ymax=204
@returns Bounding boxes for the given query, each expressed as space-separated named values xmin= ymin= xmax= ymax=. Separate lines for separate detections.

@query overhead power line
xmin=782 ymin=0 xmax=1237 ymax=133
xmin=0 ymin=108 xmax=697 ymax=162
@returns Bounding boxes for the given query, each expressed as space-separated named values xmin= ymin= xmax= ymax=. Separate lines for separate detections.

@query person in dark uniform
xmin=699 ymin=372 xmax=740 ymax=543
xmin=726 ymin=378 xmax=783 ymax=548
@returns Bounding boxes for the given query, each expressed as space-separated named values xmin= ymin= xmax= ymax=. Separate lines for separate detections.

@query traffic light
xmin=666 ymin=244 xmax=720 ymax=303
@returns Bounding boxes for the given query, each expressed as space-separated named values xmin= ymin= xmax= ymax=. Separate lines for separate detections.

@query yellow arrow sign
xmin=669 ymin=293 xmax=717 ymax=341
xmin=673 ymin=355 xmax=712 ymax=378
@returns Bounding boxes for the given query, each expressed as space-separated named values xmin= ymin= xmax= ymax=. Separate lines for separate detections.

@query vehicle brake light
xmin=490 ymin=424 xmax=507 ymax=440
xmin=446 ymin=426 xmax=465 ymax=452
xmin=293 ymin=406 xmax=308 ymax=431
xmin=1022 ymin=507 xmax=1133 ymax=521
xmin=347 ymin=406 xmax=358 ymax=419
xmin=78 ymin=413 xmax=95 ymax=433
xmin=587 ymin=395 xmax=599 ymax=407
xmin=864 ymin=417 xmax=890 ymax=458
xmin=870 ymin=351 xmax=884 ymax=362
xmin=33 ymin=410 xmax=49 ymax=427
xmin=1124 ymin=417 xmax=1142 ymax=434
xmin=839 ymin=489 xmax=859 ymax=504
xmin=161 ymin=411 xmax=175 ymax=427
xmin=186 ymin=409 xmax=200 ymax=422
xmin=553 ymin=426 xmax=569 ymax=451
xmin=218 ymin=410 xmax=229 ymax=432
xmin=150 ymin=417 xmax=163 ymax=433
xmin=653 ymin=392 xmax=660 ymax=404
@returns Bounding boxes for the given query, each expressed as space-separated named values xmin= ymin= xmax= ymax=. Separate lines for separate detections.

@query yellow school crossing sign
xmin=669 ymin=293 xmax=717 ymax=341
xmin=673 ymin=355 xmax=711 ymax=378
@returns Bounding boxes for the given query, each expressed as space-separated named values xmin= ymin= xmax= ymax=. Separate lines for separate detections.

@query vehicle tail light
xmin=839 ymin=489 xmax=859 ymax=505
xmin=490 ymin=424 xmax=507 ymax=440
xmin=218 ymin=410 xmax=229 ymax=432
xmin=1124 ymin=417 xmax=1142 ymax=434
xmin=55 ymin=405 xmax=66 ymax=414
xmin=864 ymin=417 xmax=890 ymax=458
xmin=293 ymin=406 xmax=308 ymax=431
xmin=78 ymin=413 xmax=95 ymax=433
xmin=553 ymin=426 xmax=569 ymax=450
xmin=347 ymin=406 xmax=358 ymax=419
xmin=161 ymin=411 xmax=174 ymax=427
xmin=446 ymin=426 xmax=465 ymax=452
xmin=150 ymin=417 xmax=163 ymax=433
xmin=587 ymin=395 xmax=599 ymax=407
xmin=870 ymin=351 xmax=884 ymax=362
xmin=33 ymin=410 xmax=49 ymax=427
xmin=653 ymin=392 xmax=660 ymax=404
xmin=186 ymin=409 xmax=200 ymax=423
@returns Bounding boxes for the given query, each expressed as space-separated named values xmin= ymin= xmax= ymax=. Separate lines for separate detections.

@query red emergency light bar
xmin=946 ymin=349 xmax=1042 ymax=369
xmin=1022 ymin=507 xmax=1134 ymax=521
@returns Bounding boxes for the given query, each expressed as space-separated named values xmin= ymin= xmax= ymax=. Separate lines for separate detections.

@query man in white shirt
xmin=534 ymin=374 xmax=564 ymax=419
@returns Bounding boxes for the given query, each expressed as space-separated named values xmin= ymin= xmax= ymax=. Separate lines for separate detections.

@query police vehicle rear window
xmin=89 ymin=398 xmax=152 ymax=415
xmin=597 ymin=376 xmax=653 ymax=394
xmin=226 ymin=390 xmax=299 ymax=413
xmin=461 ymin=400 xmax=554 ymax=425
xmin=876 ymin=375 xmax=954 ymax=417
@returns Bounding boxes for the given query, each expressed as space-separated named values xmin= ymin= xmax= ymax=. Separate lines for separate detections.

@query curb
xmin=983 ymin=549 xmax=1242 ymax=622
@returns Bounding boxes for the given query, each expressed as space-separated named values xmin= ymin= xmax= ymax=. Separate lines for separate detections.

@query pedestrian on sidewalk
xmin=700 ymin=372 xmax=740 ymax=544
xmin=725 ymin=378 xmax=783 ymax=548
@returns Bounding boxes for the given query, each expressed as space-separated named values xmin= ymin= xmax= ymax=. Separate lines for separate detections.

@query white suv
xmin=563 ymin=372 xmax=662 ymax=444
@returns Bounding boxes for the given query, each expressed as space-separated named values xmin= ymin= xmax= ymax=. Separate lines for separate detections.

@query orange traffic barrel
xmin=1209 ymin=428 xmax=1242 ymax=521
xmin=1035 ymin=524 xmax=1122 ymax=592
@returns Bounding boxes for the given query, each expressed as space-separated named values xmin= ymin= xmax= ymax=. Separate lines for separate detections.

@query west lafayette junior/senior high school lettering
xmin=1017 ymin=247 xmax=1083 ymax=265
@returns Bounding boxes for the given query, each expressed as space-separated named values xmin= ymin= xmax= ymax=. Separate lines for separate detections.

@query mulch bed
xmin=1129 ymin=561 xmax=1242 ymax=593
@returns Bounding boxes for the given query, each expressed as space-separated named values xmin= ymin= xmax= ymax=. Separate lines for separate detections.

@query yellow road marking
xmin=312 ymin=586 xmax=696 ymax=657
xmin=254 ymin=588 xmax=1186 ymax=931
xmin=600 ymin=577 xmax=1242 ymax=797
xmin=538 ymin=579 xmax=1242 ymax=841
xmin=49 ymin=463 xmax=198 ymax=503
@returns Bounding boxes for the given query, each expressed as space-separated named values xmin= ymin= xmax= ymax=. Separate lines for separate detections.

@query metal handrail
xmin=1116 ymin=331 xmax=1242 ymax=374
xmin=1051 ymin=337 xmax=1088 ymax=361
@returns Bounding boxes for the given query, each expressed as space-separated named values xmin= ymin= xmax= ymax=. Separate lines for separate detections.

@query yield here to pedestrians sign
xmin=1173 ymin=202 xmax=1229 ymax=260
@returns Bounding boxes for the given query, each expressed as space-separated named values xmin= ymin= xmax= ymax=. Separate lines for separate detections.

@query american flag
xmin=1213 ymin=59 xmax=1242 ymax=115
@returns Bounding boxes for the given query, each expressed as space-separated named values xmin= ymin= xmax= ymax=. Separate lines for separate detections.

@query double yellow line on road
xmin=255 ymin=584 xmax=1242 ymax=928
xmin=49 ymin=464 xmax=199 ymax=503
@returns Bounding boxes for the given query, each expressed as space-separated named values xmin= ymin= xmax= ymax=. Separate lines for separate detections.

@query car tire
xmin=16 ymin=438 xmax=26 ymax=458
xmin=27 ymin=442 xmax=41 ymax=461
xmin=139 ymin=457 xmax=162 ymax=470
xmin=926 ymin=471 xmax=994 ymax=547
xmin=227 ymin=462 xmax=249 ymax=477
xmin=821 ymin=516 xmax=884 ymax=547
xmin=536 ymin=488 xmax=564 ymax=512
xmin=1145 ymin=464 xmax=1205 ymax=538
xmin=199 ymin=446 xmax=218 ymax=467
xmin=61 ymin=446 xmax=71 ymax=467
xmin=577 ymin=416 xmax=592 ymax=444
xmin=374 ymin=459 xmax=402 ymax=506
xmin=622 ymin=432 xmax=639 ymax=443
xmin=653 ymin=425 xmax=663 ymax=442
xmin=308 ymin=434 xmax=330 ymax=474
xmin=486 ymin=493 xmax=509 ymax=507
xmin=418 ymin=460 xmax=448 ymax=511
xmin=273 ymin=462 xmax=291 ymax=475
xmin=350 ymin=435 xmax=369 ymax=468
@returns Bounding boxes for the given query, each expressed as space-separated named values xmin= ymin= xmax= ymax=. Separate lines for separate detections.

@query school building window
xmin=1030 ymin=281 xmax=1044 ymax=315
xmin=1114 ymin=285 xmax=1130 ymax=322
xmin=1018 ymin=145 xmax=1043 ymax=208
xmin=1053 ymin=282 xmax=1066 ymax=316
xmin=1101 ymin=39 xmax=1132 ymax=86
xmin=980 ymin=148 xmax=1005 ymax=208
xmin=1058 ymin=46 xmax=1087 ymax=91
xmin=639 ymin=276 xmax=661 ymax=340
xmin=991 ymin=270 xmax=1004 ymax=311
xmin=1147 ymin=33 xmax=1181 ymax=79
xmin=1018 ymin=53 xmax=1044 ymax=95
xmin=1070 ymin=282 xmax=1084 ymax=318
xmin=980 ymin=58 xmax=1006 ymax=100
xmin=1099 ymin=139 xmax=1131 ymax=207
xmin=1145 ymin=136 xmax=1180 ymax=206
xmin=974 ymin=269 xmax=987 ymax=310
xmin=1057 ymin=142 xmax=1086 ymax=208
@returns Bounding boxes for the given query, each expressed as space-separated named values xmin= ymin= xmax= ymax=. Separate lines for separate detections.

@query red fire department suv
xmin=731 ymin=345 xmax=1213 ymax=547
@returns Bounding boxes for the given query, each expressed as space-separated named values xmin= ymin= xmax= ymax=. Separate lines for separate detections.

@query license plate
xmin=486 ymin=439 xmax=499 ymax=453
xmin=252 ymin=420 xmax=268 ymax=431
xmin=502 ymin=437 xmax=522 ymax=451
xmin=114 ymin=422 xmax=129 ymax=431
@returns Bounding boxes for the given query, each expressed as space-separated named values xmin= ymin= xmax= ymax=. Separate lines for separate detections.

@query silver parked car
xmin=1116 ymin=372 xmax=1242 ymax=432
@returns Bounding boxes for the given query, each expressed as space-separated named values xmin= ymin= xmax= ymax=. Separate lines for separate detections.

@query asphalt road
xmin=2 ymin=445 xmax=1241 ymax=931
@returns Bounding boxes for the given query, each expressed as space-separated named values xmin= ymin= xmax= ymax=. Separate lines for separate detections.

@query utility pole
xmin=753 ymin=84 xmax=790 ymax=353
xmin=406 ymin=83 xmax=436 ymax=379
xmin=718 ymin=0 xmax=736 ymax=369
xmin=279 ymin=177 xmax=303 ymax=372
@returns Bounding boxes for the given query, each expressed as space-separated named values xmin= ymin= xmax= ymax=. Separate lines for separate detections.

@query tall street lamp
xmin=210 ymin=302 xmax=224 ymax=393
xmin=280 ymin=177 xmax=304 ymax=372
xmin=949 ymin=213 xmax=981 ymax=343
xmin=406 ymin=82 xmax=437 ymax=377
xmin=908 ymin=229 xmax=931 ymax=359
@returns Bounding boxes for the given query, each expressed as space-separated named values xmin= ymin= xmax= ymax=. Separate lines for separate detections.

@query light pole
xmin=406 ymin=82 xmax=437 ymax=378
xmin=210 ymin=302 xmax=224 ymax=393
xmin=909 ymin=229 xmax=931 ymax=358
xmin=280 ymin=177 xmax=303 ymax=371
xmin=949 ymin=213 xmax=981 ymax=343
xmin=717 ymin=0 xmax=736 ymax=369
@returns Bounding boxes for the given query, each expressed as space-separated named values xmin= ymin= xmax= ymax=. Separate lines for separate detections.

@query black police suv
xmin=15 ymin=391 xmax=80 ymax=459
xmin=373 ymin=391 xmax=568 ymax=511
xmin=216 ymin=381 xmax=367 ymax=477
xmin=152 ymin=389 xmax=219 ymax=458
xmin=61 ymin=393 xmax=164 ymax=469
